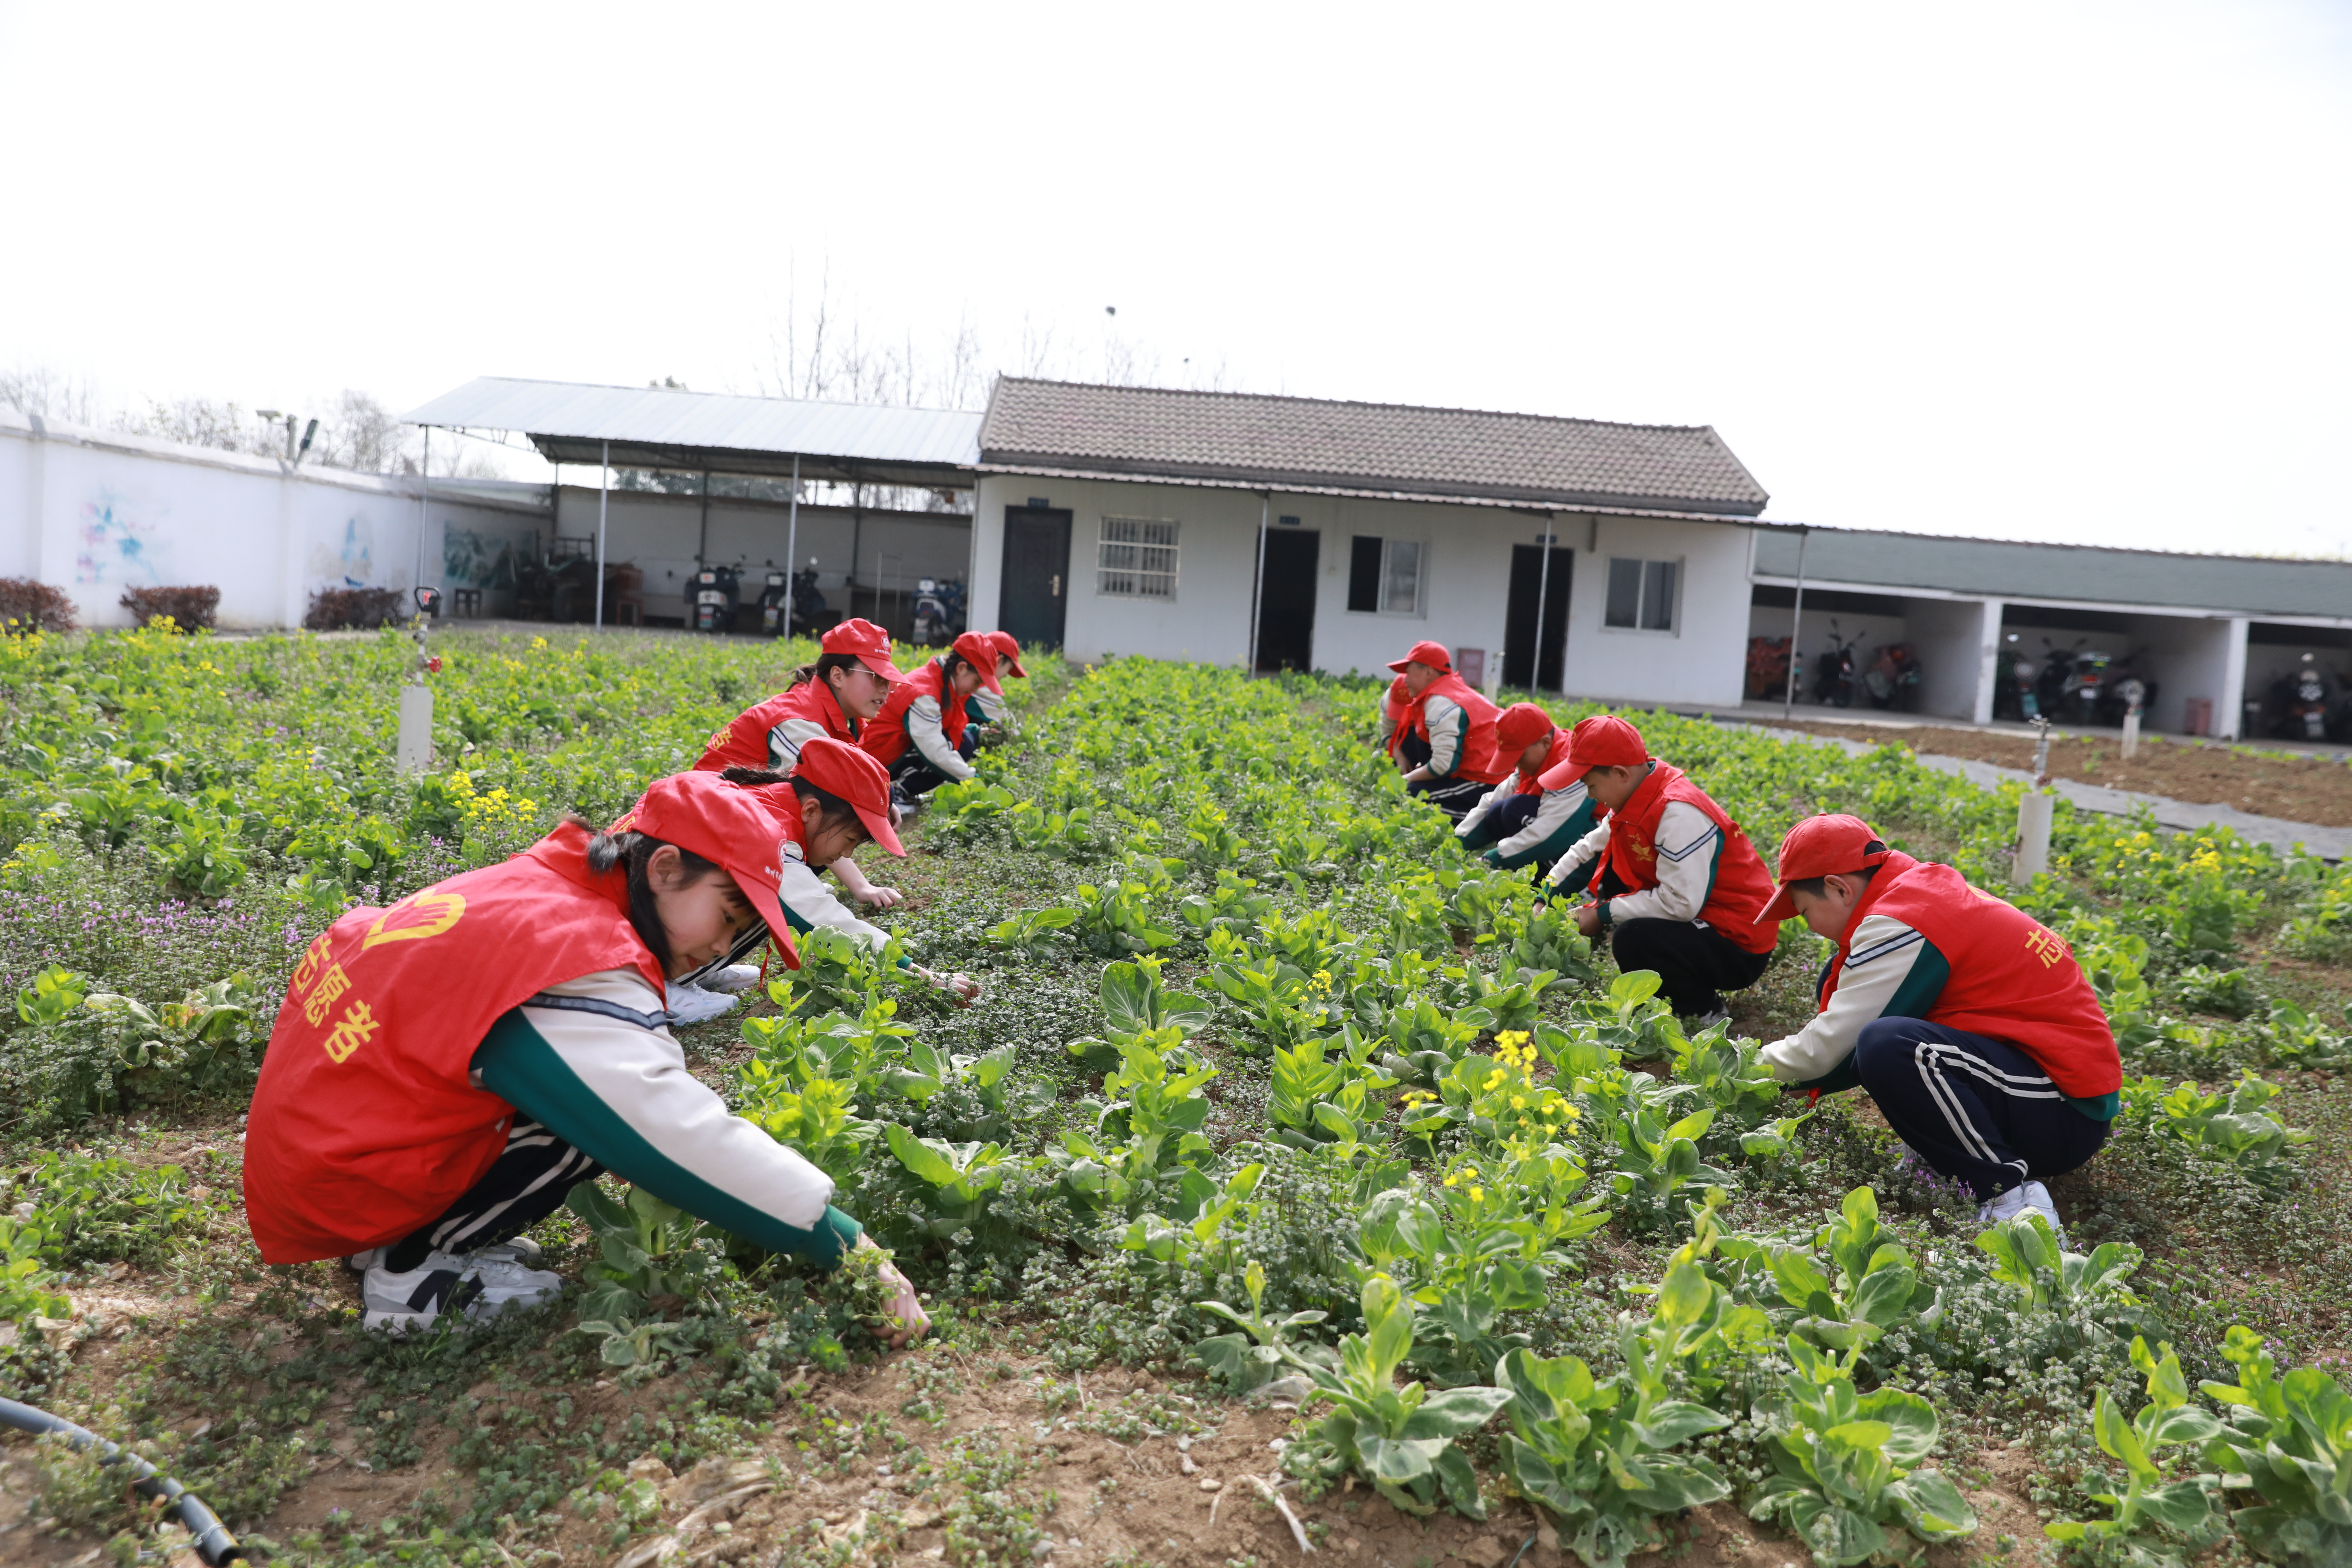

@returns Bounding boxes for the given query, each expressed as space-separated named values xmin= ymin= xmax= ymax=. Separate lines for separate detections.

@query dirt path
xmin=1770 ymin=720 xmax=2352 ymax=827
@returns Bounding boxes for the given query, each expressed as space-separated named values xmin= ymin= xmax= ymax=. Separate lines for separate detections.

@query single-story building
xmin=966 ymin=378 xmax=1776 ymax=709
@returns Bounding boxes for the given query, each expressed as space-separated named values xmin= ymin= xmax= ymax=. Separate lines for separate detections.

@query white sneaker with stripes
xmin=1976 ymin=1180 xmax=2064 ymax=1241
xmin=361 ymin=1247 xmax=564 ymax=1333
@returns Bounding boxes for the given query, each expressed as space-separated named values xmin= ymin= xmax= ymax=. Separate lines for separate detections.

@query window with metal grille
xmin=1604 ymin=557 xmax=1679 ymax=631
xmin=1098 ymin=517 xmax=1180 ymax=598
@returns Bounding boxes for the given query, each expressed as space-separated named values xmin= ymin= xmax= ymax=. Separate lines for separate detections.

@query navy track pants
xmin=1851 ymin=1017 xmax=2111 ymax=1200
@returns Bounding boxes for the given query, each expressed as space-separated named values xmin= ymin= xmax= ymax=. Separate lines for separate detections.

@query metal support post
xmin=1531 ymin=517 xmax=1554 ymax=692
xmin=1245 ymin=492 xmax=1270 ymax=673
xmin=594 ymin=440 xmax=610 ymax=629
xmin=1783 ymin=526 xmax=1810 ymax=721
xmin=783 ymin=455 xmax=801 ymax=637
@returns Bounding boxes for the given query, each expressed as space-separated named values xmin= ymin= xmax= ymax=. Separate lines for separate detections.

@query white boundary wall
xmin=969 ymin=474 xmax=1753 ymax=708
xmin=0 ymin=407 xmax=548 ymax=629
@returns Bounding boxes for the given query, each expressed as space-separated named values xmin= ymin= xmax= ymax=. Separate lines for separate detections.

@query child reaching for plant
xmin=861 ymin=631 xmax=1002 ymax=808
xmin=695 ymin=616 xmax=908 ymax=904
xmin=1537 ymin=714 xmax=1779 ymax=1025
xmin=1753 ymin=812 xmax=2121 ymax=1235
xmin=1452 ymin=702 xmax=1600 ymax=887
xmin=241 ymin=767 xmax=930 ymax=1342
xmin=1387 ymin=640 xmax=1511 ymax=820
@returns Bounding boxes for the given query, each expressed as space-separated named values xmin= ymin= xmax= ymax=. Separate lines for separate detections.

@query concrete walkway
xmin=1710 ymin=717 xmax=2352 ymax=863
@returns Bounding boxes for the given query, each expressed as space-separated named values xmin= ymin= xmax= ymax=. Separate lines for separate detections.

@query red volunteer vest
xmin=1822 ymin=854 xmax=2120 ymax=1098
xmin=1382 ymin=677 xmax=1412 ymax=759
xmin=1407 ymin=673 xmax=1509 ymax=784
xmin=1605 ymin=762 xmax=1778 ymax=954
xmin=860 ymin=658 xmax=967 ymax=769
xmin=241 ymin=824 xmax=669 ymax=1264
xmin=696 ymin=678 xmax=856 ymax=774
xmin=1516 ymin=729 xmax=1574 ymax=796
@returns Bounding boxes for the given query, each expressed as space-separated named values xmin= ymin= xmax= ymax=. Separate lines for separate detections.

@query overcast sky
xmin=4 ymin=1 xmax=2348 ymax=558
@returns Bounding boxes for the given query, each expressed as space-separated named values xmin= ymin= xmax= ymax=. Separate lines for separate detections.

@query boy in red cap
xmin=1454 ymin=702 xmax=1600 ymax=888
xmin=1539 ymin=714 xmax=1779 ymax=1024
xmin=243 ymin=769 xmax=929 ymax=1340
xmin=862 ymin=630 xmax=1000 ymax=808
xmin=965 ymin=630 xmax=1029 ymax=740
xmin=1388 ymin=640 xmax=1511 ymax=820
xmin=1755 ymin=813 xmax=2119 ymax=1235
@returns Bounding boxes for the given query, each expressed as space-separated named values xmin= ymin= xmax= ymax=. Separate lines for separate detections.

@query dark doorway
xmin=1254 ymin=530 xmax=1320 ymax=673
xmin=1504 ymin=545 xmax=1574 ymax=690
xmin=999 ymin=505 xmax=1072 ymax=650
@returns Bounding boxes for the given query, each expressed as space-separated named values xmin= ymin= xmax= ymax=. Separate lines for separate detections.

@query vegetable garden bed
xmin=1 ymin=623 xmax=2348 ymax=1568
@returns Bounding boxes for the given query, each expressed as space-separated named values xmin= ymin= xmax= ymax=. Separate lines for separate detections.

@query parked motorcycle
xmin=790 ymin=565 xmax=834 ymax=634
xmin=910 ymin=576 xmax=967 ymax=646
xmin=756 ymin=569 xmax=792 ymax=636
xmin=2097 ymin=647 xmax=2157 ymax=726
xmin=1863 ymin=642 xmax=1923 ymax=712
xmin=2268 ymin=653 xmax=2333 ymax=742
xmin=1811 ymin=620 xmax=1863 ymax=707
xmin=1995 ymin=635 xmax=2041 ymax=722
xmin=690 ymin=565 xmax=740 ymax=634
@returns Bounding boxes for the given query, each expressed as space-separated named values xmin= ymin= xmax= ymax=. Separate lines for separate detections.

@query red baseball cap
xmin=1757 ymin=813 xmax=1893 ymax=925
xmin=786 ymin=737 xmax=905 ymax=856
xmin=1537 ymin=714 xmax=1648 ymax=789
xmin=1385 ymin=639 xmax=1452 ymax=676
xmin=820 ymin=617 xmax=908 ymax=681
xmin=951 ymin=630 xmax=1004 ymax=694
xmin=988 ymin=631 xmax=1029 ymax=679
xmin=1494 ymin=702 xmax=1555 ymax=755
xmin=611 ymin=770 xmax=798 ymax=967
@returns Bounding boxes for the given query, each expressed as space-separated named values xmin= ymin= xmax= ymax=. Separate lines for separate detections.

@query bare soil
xmin=1770 ymin=720 xmax=2352 ymax=828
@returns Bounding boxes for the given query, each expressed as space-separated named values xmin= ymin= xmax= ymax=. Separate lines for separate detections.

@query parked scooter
xmin=790 ymin=565 xmax=832 ymax=633
xmin=1811 ymin=620 xmax=1863 ymax=707
xmin=1863 ymin=642 xmax=1923 ymax=712
xmin=1995 ymin=635 xmax=2042 ymax=722
xmin=756 ymin=569 xmax=792 ymax=636
xmin=910 ymin=577 xmax=967 ymax=646
xmin=2097 ymin=648 xmax=2157 ymax=726
xmin=690 ymin=565 xmax=740 ymax=634
xmin=2267 ymin=653 xmax=2333 ymax=742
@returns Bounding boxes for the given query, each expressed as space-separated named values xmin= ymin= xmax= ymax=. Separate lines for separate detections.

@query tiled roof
xmin=978 ymin=379 xmax=1769 ymax=516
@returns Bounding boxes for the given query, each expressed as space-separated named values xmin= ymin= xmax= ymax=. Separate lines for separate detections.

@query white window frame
xmin=1348 ymin=536 xmax=1426 ymax=618
xmin=1602 ymin=555 xmax=1682 ymax=635
xmin=1097 ymin=516 xmax=1181 ymax=601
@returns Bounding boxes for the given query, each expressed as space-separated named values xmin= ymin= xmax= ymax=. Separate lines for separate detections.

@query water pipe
xmin=0 ymin=1396 xmax=242 ymax=1563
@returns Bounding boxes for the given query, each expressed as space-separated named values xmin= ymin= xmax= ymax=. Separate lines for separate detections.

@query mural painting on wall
xmin=75 ymin=494 xmax=173 ymax=586
xmin=443 ymin=525 xmax=527 ymax=590
xmin=307 ymin=515 xmax=378 ymax=589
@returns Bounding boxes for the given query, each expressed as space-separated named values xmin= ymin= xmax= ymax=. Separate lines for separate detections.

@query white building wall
xmin=0 ymin=408 xmax=545 ymax=629
xmin=969 ymin=474 xmax=1750 ymax=708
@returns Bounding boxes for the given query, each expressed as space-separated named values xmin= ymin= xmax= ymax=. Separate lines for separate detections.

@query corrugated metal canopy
xmin=402 ymin=377 xmax=982 ymax=489
xmin=1753 ymin=526 xmax=2352 ymax=622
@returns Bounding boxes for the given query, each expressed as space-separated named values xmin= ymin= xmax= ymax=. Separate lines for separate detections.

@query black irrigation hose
xmin=0 ymin=1396 xmax=242 ymax=1564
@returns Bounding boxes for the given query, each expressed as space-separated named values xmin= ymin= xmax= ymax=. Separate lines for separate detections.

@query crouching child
xmin=242 ymin=769 xmax=929 ymax=1340
xmin=1754 ymin=812 xmax=2121 ymax=1236
xmin=1454 ymin=701 xmax=1600 ymax=890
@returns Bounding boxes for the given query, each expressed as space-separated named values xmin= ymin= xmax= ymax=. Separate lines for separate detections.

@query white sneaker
xmin=362 ymin=1248 xmax=564 ymax=1333
xmin=1977 ymin=1180 xmax=2064 ymax=1241
xmin=346 ymin=1235 xmax=540 ymax=1273
xmin=663 ymin=981 xmax=740 ymax=1024
xmin=699 ymin=964 xmax=763 ymax=994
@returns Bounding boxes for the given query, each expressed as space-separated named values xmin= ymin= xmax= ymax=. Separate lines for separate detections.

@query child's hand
xmin=945 ymin=972 xmax=980 ymax=1004
xmin=856 ymin=884 xmax=904 ymax=909
xmin=866 ymin=1246 xmax=930 ymax=1346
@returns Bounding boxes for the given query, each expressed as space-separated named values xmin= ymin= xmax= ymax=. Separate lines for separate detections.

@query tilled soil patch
xmin=1768 ymin=720 xmax=2352 ymax=827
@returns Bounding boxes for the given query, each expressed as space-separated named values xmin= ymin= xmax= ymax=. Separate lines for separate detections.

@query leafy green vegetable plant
xmin=2043 ymin=1336 xmax=2221 ymax=1562
xmin=2199 ymin=1325 xmax=2352 ymax=1564
xmin=1278 ymin=1273 xmax=1509 ymax=1519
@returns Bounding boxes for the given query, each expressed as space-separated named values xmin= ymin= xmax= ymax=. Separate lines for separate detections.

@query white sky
xmin=3 ymin=1 xmax=2348 ymax=558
